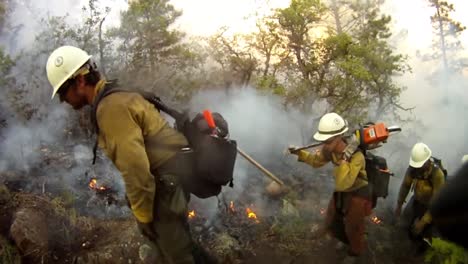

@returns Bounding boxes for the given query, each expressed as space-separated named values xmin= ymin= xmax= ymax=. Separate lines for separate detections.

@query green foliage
xmin=0 ymin=0 xmax=6 ymax=33
xmin=255 ymin=75 xmax=286 ymax=96
xmin=109 ymin=0 xmax=205 ymax=100
xmin=34 ymin=0 xmax=110 ymax=57
xmin=270 ymin=215 xmax=310 ymax=255
xmin=206 ymin=0 xmax=409 ymax=121
xmin=14 ymin=0 xmax=411 ymax=123
xmin=425 ymin=238 xmax=468 ymax=264
xmin=51 ymin=196 xmax=67 ymax=217
xmin=59 ymin=190 xmax=76 ymax=208
xmin=427 ymin=0 xmax=466 ymax=71
xmin=208 ymin=30 xmax=258 ymax=88
xmin=0 ymin=236 xmax=21 ymax=264
xmin=0 ymin=47 xmax=14 ymax=86
xmin=114 ymin=0 xmax=184 ymax=71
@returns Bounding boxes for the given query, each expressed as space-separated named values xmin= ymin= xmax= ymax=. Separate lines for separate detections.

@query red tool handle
xmin=203 ymin=110 xmax=216 ymax=129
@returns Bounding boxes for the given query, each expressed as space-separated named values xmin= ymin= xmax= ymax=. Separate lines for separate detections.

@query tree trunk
xmin=331 ymin=0 xmax=343 ymax=34
xmin=98 ymin=15 xmax=107 ymax=76
xmin=435 ymin=2 xmax=449 ymax=71
xmin=263 ymin=53 xmax=271 ymax=77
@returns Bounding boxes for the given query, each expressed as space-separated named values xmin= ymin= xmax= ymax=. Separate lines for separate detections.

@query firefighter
xmin=394 ymin=143 xmax=446 ymax=245
xmin=289 ymin=113 xmax=372 ymax=258
xmin=462 ymin=155 xmax=468 ymax=164
xmin=45 ymin=46 xmax=203 ymax=264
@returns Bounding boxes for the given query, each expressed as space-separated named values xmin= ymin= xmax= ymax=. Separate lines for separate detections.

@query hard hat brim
xmin=409 ymin=155 xmax=431 ymax=168
xmin=313 ymin=127 xmax=349 ymax=142
xmin=50 ymin=55 xmax=92 ymax=99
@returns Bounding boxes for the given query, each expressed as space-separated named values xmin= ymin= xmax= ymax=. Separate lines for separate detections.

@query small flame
xmin=229 ymin=201 xmax=235 ymax=213
xmin=188 ymin=210 xmax=196 ymax=219
xmin=246 ymin=207 xmax=260 ymax=223
xmin=89 ymin=178 xmax=107 ymax=191
xmin=320 ymin=208 xmax=326 ymax=215
xmin=371 ymin=216 xmax=382 ymax=224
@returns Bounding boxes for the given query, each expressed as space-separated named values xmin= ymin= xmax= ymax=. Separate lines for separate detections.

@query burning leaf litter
xmin=229 ymin=201 xmax=235 ymax=213
xmin=88 ymin=178 xmax=107 ymax=191
xmin=371 ymin=215 xmax=383 ymax=225
xmin=188 ymin=210 xmax=196 ymax=219
xmin=246 ymin=207 xmax=260 ymax=223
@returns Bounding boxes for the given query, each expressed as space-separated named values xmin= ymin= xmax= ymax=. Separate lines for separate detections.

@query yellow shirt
xmin=95 ymin=85 xmax=187 ymax=223
xmin=397 ymin=162 xmax=446 ymax=223
xmin=297 ymin=149 xmax=368 ymax=192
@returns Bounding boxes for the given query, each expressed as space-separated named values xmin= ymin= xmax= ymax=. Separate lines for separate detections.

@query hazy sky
xmin=96 ymin=0 xmax=468 ymax=52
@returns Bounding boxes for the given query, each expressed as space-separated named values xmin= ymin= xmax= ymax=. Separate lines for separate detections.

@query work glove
xmin=287 ymin=145 xmax=300 ymax=155
xmin=137 ymin=221 xmax=158 ymax=242
xmin=342 ymin=135 xmax=359 ymax=161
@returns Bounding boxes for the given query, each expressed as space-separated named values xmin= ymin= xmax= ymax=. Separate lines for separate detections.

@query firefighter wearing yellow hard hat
xmin=395 ymin=143 xmax=446 ymax=245
xmin=46 ymin=46 xmax=206 ymax=263
xmin=289 ymin=113 xmax=372 ymax=258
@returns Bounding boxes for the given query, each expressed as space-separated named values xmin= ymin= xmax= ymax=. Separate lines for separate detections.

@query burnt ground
xmin=187 ymin=190 xmax=425 ymax=264
xmin=0 ymin=181 xmax=426 ymax=264
xmin=0 ymin=145 xmax=426 ymax=264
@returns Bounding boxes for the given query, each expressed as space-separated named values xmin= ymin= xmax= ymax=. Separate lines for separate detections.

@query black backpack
xmin=364 ymin=152 xmax=393 ymax=208
xmin=410 ymin=157 xmax=448 ymax=185
xmin=431 ymin=157 xmax=448 ymax=180
xmin=90 ymin=82 xmax=238 ymax=199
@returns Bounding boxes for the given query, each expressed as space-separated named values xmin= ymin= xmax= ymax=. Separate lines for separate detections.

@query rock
xmin=10 ymin=208 xmax=48 ymax=261
xmin=212 ymin=232 xmax=241 ymax=261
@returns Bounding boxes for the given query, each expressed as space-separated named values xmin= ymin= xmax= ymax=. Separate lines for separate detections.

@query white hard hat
xmin=46 ymin=46 xmax=92 ymax=99
xmin=462 ymin=155 xmax=468 ymax=164
xmin=409 ymin=143 xmax=432 ymax=168
xmin=313 ymin=113 xmax=348 ymax=142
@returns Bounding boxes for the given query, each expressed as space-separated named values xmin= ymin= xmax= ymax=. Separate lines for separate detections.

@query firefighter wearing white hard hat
xmin=395 ymin=142 xmax=446 ymax=246
xmin=46 ymin=45 xmax=202 ymax=263
xmin=289 ymin=112 xmax=372 ymax=257
xmin=46 ymin=45 xmax=92 ymax=99
xmin=313 ymin=112 xmax=349 ymax=142
xmin=409 ymin=143 xmax=432 ymax=168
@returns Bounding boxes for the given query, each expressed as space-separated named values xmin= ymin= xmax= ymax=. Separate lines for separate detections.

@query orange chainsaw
xmin=356 ymin=122 xmax=401 ymax=150
xmin=288 ymin=122 xmax=401 ymax=153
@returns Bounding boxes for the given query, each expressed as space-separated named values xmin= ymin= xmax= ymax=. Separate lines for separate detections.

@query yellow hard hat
xmin=409 ymin=143 xmax=432 ymax=168
xmin=313 ymin=113 xmax=348 ymax=142
xmin=46 ymin=46 xmax=92 ymax=99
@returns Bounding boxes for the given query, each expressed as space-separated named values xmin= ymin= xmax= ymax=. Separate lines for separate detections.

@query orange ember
xmin=246 ymin=207 xmax=260 ymax=223
xmin=371 ymin=216 xmax=382 ymax=224
xmin=88 ymin=178 xmax=107 ymax=191
xmin=188 ymin=210 xmax=196 ymax=219
xmin=320 ymin=208 xmax=326 ymax=215
xmin=229 ymin=201 xmax=235 ymax=213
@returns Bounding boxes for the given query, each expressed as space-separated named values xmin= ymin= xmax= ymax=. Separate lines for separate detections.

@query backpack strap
xmin=410 ymin=159 xmax=441 ymax=189
xmin=90 ymin=81 xmax=189 ymax=164
xmin=91 ymin=81 xmax=124 ymax=164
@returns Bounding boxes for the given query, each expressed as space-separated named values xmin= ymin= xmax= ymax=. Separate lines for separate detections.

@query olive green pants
xmin=144 ymin=151 xmax=196 ymax=264
xmin=147 ymin=174 xmax=195 ymax=264
xmin=142 ymin=149 xmax=220 ymax=264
